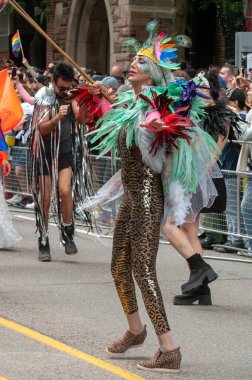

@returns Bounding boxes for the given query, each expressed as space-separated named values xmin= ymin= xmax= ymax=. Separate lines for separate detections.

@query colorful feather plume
xmin=145 ymin=19 xmax=159 ymax=44
xmin=122 ymin=19 xmax=192 ymax=70
xmin=173 ymin=35 xmax=192 ymax=48
xmin=136 ymin=20 xmax=192 ymax=70
xmin=144 ymin=107 xmax=195 ymax=155
xmin=68 ymin=86 xmax=101 ymax=125
xmin=139 ymin=89 xmax=195 ymax=154
xmin=122 ymin=38 xmax=141 ymax=54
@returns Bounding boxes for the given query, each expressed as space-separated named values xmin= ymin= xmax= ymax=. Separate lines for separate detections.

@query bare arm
xmin=22 ymin=58 xmax=38 ymax=79
xmin=39 ymin=105 xmax=69 ymax=137
xmin=71 ymin=100 xmax=89 ymax=124
xmin=16 ymin=82 xmax=35 ymax=105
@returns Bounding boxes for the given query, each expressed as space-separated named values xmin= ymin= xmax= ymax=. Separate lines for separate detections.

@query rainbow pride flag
xmin=11 ymin=31 xmax=21 ymax=57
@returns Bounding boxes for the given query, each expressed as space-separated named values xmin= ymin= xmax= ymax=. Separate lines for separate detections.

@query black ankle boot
xmin=181 ymin=254 xmax=218 ymax=294
xmin=61 ymin=223 xmax=78 ymax=255
xmin=38 ymin=235 xmax=51 ymax=262
xmin=173 ymin=283 xmax=212 ymax=305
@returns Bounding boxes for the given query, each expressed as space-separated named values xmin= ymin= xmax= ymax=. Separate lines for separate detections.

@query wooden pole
xmin=7 ymin=0 xmax=113 ymax=103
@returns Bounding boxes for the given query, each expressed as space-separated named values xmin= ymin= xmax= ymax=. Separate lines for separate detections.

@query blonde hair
xmin=143 ymin=56 xmax=175 ymax=87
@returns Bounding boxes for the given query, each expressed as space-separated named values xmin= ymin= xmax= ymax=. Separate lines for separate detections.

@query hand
xmin=231 ymin=77 xmax=237 ymax=88
xmin=22 ymin=57 xmax=29 ymax=66
xmin=2 ymin=160 xmax=11 ymax=177
xmin=13 ymin=121 xmax=24 ymax=131
xmin=57 ymin=105 xmax=70 ymax=121
xmin=88 ymin=82 xmax=107 ymax=96
xmin=140 ymin=118 xmax=167 ymax=131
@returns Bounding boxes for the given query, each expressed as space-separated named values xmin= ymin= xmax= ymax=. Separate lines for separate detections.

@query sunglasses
xmin=56 ymin=84 xmax=72 ymax=92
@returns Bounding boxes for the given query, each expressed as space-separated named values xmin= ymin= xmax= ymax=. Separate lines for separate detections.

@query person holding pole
xmin=30 ymin=62 xmax=92 ymax=261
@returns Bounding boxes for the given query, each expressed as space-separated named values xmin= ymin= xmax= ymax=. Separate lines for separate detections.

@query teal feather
xmin=173 ymin=35 xmax=192 ymax=48
xmin=122 ymin=38 xmax=141 ymax=54
xmin=146 ymin=19 xmax=159 ymax=44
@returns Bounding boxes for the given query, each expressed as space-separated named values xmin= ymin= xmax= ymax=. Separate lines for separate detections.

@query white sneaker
xmin=26 ymin=201 xmax=35 ymax=209
xmin=237 ymin=250 xmax=252 ymax=258
xmin=6 ymin=194 xmax=22 ymax=205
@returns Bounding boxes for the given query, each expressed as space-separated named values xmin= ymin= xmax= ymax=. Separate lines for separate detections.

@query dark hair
xmin=53 ymin=63 xmax=75 ymax=82
xmin=205 ymin=68 xmax=220 ymax=101
xmin=37 ymin=75 xmax=51 ymax=86
xmin=226 ymin=88 xmax=246 ymax=109
xmin=222 ymin=64 xmax=235 ymax=76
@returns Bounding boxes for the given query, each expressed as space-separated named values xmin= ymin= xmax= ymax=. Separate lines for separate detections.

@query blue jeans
xmin=241 ymin=176 xmax=252 ymax=250
xmin=225 ymin=176 xmax=244 ymax=245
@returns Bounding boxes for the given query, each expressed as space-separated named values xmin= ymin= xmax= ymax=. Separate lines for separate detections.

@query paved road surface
xmin=0 ymin=211 xmax=251 ymax=380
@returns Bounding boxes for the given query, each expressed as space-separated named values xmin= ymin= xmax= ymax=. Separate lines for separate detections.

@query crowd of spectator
xmin=1 ymin=57 xmax=252 ymax=257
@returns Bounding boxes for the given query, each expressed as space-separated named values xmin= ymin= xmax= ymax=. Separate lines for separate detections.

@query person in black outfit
xmin=31 ymin=63 xmax=82 ymax=261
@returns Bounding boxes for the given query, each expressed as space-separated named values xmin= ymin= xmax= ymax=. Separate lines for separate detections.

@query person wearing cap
xmin=101 ymin=76 xmax=120 ymax=96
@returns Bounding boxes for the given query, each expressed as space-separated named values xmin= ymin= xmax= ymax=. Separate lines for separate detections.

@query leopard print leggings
xmin=112 ymin=129 xmax=170 ymax=336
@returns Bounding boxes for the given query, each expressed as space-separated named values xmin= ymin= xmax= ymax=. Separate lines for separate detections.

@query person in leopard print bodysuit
xmin=81 ymin=24 xmax=219 ymax=373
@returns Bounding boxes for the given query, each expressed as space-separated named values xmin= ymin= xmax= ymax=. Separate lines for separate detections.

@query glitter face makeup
xmin=128 ymin=56 xmax=153 ymax=86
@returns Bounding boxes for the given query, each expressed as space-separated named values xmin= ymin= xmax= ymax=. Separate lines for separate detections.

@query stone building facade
xmin=46 ymin=0 xmax=190 ymax=74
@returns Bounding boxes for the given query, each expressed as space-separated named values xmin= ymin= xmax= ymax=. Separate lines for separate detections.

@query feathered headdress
xmin=123 ymin=20 xmax=192 ymax=70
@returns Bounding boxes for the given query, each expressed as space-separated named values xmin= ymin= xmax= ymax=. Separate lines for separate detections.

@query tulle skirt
xmin=0 ymin=184 xmax=21 ymax=248
xmin=79 ymin=133 xmax=221 ymax=230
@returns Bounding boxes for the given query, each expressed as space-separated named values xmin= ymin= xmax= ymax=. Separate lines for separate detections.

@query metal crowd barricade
xmin=2 ymin=144 xmax=252 ymax=262
xmin=3 ymin=145 xmax=31 ymax=197
xmin=88 ymin=154 xmax=121 ymax=193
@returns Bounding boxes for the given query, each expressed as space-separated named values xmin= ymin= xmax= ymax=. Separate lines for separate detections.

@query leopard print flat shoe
xmin=137 ymin=346 xmax=182 ymax=373
xmin=106 ymin=325 xmax=147 ymax=357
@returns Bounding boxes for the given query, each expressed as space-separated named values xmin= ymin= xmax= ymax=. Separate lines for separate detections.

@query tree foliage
xmin=3 ymin=0 xmax=50 ymax=25
xmin=194 ymin=0 xmax=245 ymax=59
xmin=198 ymin=0 xmax=244 ymax=14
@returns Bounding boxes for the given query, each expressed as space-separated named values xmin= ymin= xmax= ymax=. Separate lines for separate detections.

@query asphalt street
xmin=0 ymin=210 xmax=251 ymax=380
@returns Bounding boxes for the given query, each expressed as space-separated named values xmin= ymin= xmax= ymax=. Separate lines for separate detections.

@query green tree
xmin=4 ymin=0 xmax=50 ymax=67
xmin=194 ymin=0 xmax=245 ymax=60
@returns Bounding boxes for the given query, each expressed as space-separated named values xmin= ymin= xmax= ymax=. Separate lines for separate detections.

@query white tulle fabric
xmin=0 ymin=184 xmax=21 ymax=248
xmin=163 ymin=173 xmax=219 ymax=226
xmin=80 ymin=167 xmax=220 ymax=230
xmin=78 ymin=170 xmax=124 ymax=236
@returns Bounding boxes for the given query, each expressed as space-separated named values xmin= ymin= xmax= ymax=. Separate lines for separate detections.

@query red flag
xmin=0 ymin=69 xmax=23 ymax=132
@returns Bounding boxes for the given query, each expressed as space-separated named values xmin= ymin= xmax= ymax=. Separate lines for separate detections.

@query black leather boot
xmin=38 ymin=235 xmax=51 ymax=262
xmin=61 ymin=223 xmax=78 ymax=255
xmin=181 ymin=254 xmax=218 ymax=294
xmin=173 ymin=283 xmax=211 ymax=305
